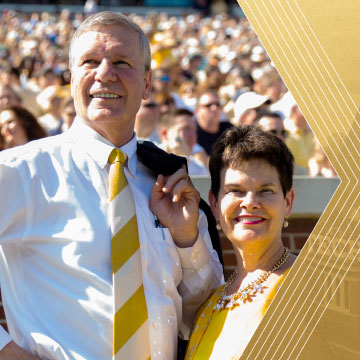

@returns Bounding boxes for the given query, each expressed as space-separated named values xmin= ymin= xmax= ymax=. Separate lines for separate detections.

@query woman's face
xmin=210 ymin=159 xmax=294 ymax=249
xmin=0 ymin=110 xmax=28 ymax=148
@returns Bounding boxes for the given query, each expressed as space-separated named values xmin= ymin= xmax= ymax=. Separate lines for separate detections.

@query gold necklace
xmin=214 ymin=248 xmax=290 ymax=310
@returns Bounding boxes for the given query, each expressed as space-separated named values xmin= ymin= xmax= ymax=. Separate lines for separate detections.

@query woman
xmin=0 ymin=105 xmax=47 ymax=149
xmin=186 ymin=126 xmax=297 ymax=359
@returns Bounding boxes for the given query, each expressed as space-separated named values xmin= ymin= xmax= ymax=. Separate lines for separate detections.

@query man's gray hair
xmin=69 ymin=11 xmax=151 ymax=73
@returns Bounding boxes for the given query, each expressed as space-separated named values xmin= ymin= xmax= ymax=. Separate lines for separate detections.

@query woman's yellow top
xmin=185 ymin=268 xmax=290 ymax=360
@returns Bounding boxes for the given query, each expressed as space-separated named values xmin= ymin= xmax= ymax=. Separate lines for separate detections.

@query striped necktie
xmin=108 ymin=148 xmax=151 ymax=360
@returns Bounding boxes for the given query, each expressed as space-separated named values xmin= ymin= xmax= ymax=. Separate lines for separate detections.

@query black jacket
xmin=137 ymin=140 xmax=224 ymax=360
xmin=137 ymin=140 xmax=223 ymax=266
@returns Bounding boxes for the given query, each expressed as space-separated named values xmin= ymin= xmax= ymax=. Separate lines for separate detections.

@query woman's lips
xmin=235 ymin=216 xmax=265 ymax=225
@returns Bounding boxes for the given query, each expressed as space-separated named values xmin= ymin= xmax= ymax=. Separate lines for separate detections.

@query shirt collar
xmin=68 ymin=117 xmax=138 ymax=176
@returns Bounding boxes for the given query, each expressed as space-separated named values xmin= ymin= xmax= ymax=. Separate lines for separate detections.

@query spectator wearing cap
xmin=195 ymin=89 xmax=232 ymax=155
xmin=135 ymin=94 xmax=162 ymax=145
xmin=233 ymin=91 xmax=270 ymax=126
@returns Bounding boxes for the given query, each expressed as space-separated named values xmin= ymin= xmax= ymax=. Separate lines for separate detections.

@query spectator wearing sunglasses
xmin=152 ymin=68 xmax=186 ymax=110
xmin=195 ymin=90 xmax=232 ymax=155
xmin=135 ymin=94 xmax=162 ymax=145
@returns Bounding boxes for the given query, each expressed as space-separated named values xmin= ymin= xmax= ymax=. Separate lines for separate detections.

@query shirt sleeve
xmin=175 ymin=210 xmax=223 ymax=339
xmin=0 ymin=160 xmax=30 ymax=244
xmin=0 ymin=160 xmax=28 ymax=350
xmin=0 ymin=327 xmax=12 ymax=351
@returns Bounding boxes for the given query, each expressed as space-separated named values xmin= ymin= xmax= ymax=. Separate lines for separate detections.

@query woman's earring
xmin=216 ymin=221 xmax=222 ymax=231
xmin=283 ymin=219 xmax=289 ymax=228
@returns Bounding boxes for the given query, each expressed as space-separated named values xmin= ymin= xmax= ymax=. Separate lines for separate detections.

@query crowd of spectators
xmin=0 ymin=7 xmax=336 ymax=177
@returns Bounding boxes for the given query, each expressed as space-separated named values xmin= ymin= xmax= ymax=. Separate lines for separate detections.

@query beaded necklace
xmin=214 ymin=248 xmax=290 ymax=310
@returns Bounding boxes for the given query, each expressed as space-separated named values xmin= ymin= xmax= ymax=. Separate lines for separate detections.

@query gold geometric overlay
xmin=236 ymin=0 xmax=360 ymax=358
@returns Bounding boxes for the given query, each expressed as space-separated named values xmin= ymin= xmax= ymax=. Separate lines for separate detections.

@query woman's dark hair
xmin=1 ymin=105 xmax=47 ymax=141
xmin=209 ymin=125 xmax=294 ymax=198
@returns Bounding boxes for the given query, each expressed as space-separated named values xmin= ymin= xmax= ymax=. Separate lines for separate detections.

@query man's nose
xmin=94 ymin=59 xmax=117 ymax=83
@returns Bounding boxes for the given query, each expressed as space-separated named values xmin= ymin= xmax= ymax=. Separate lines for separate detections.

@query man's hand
xmin=0 ymin=341 xmax=41 ymax=359
xmin=150 ymin=168 xmax=200 ymax=248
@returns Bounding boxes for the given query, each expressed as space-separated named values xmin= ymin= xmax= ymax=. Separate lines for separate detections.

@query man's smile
xmin=90 ymin=92 xmax=121 ymax=99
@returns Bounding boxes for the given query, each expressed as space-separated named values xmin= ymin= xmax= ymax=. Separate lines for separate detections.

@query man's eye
xmin=115 ymin=61 xmax=131 ymax=68
xmin=83 ymin=59 xmax=98 ymax=65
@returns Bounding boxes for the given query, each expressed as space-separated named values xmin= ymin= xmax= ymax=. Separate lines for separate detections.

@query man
xmin=254 ymin=109 xmax=309 ymax=175
xmin=0 ymin=12 xmax=222 ymax=359
xmin=195 ymin=90 xmax=232 ymax=155
xmin=159 ymin=108 xmax=209 ymax=175
xmin=253 ymin=110 xmax=287 ymax=142
xmin=285 ymin=104 xmax=314 ymax=168
xmin=253 ymin=70 xmax=285 ymax=103
xmin=134 ymin=93 xmax=161 ymax=144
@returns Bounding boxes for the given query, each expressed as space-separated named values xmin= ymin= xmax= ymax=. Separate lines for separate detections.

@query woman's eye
xmin=261 ymin=189 xmax=274 ymax=194
xmin=226 ymin=189 xmax=244 ymax=196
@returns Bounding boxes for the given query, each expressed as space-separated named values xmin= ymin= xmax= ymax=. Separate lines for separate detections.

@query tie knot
xmin=109 ymin=148 xmax=127 ymax=165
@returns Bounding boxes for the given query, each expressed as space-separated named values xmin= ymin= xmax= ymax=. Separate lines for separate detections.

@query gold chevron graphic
xmin=236 ymin=0 xmax=360 ymax=358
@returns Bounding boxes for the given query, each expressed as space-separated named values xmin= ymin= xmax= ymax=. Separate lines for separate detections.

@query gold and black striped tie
xmin=108 ymin=148 xmax=151 ymax=360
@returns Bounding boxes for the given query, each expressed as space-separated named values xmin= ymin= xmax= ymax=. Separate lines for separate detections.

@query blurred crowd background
xmin=0 ymin=2 xmax=337 ymax=178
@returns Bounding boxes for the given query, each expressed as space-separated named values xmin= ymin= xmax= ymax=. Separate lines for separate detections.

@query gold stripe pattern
xmin=109 ymin=148 xmax=150 ymax=359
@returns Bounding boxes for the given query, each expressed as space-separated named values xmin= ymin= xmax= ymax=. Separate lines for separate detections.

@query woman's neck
xmin=234 ymin=242 xmax=285 ymax=275
xmin=225 ymin=242 xmax=286 ymax=295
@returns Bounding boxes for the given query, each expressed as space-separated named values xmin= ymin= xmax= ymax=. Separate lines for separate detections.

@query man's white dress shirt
xmin=0 ymin=118 xmax=222 ymax=359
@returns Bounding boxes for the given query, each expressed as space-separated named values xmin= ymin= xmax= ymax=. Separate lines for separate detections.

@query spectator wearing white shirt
xmin=159 ymin=108 xmax=209 ymax=176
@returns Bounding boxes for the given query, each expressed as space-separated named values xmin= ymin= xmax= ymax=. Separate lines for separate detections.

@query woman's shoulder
xmin=273 ymin=252 xmax=297 ymax=277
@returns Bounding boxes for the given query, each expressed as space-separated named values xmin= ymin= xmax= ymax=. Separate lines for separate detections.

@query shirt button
xmin=192 ymin=250 xmax=200 ymax=261
xmin=152 ymin=321 xmax=158 ymax=328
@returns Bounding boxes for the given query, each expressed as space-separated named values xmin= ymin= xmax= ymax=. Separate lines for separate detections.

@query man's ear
xmin=142 ymin=70 xmax=152 ymax=100
xmin=209 ymin=190 xmax=219 ymax=220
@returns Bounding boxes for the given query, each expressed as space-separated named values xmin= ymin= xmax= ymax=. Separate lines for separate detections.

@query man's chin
xmin=85 ymin=112 xmax=121 ymax=124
